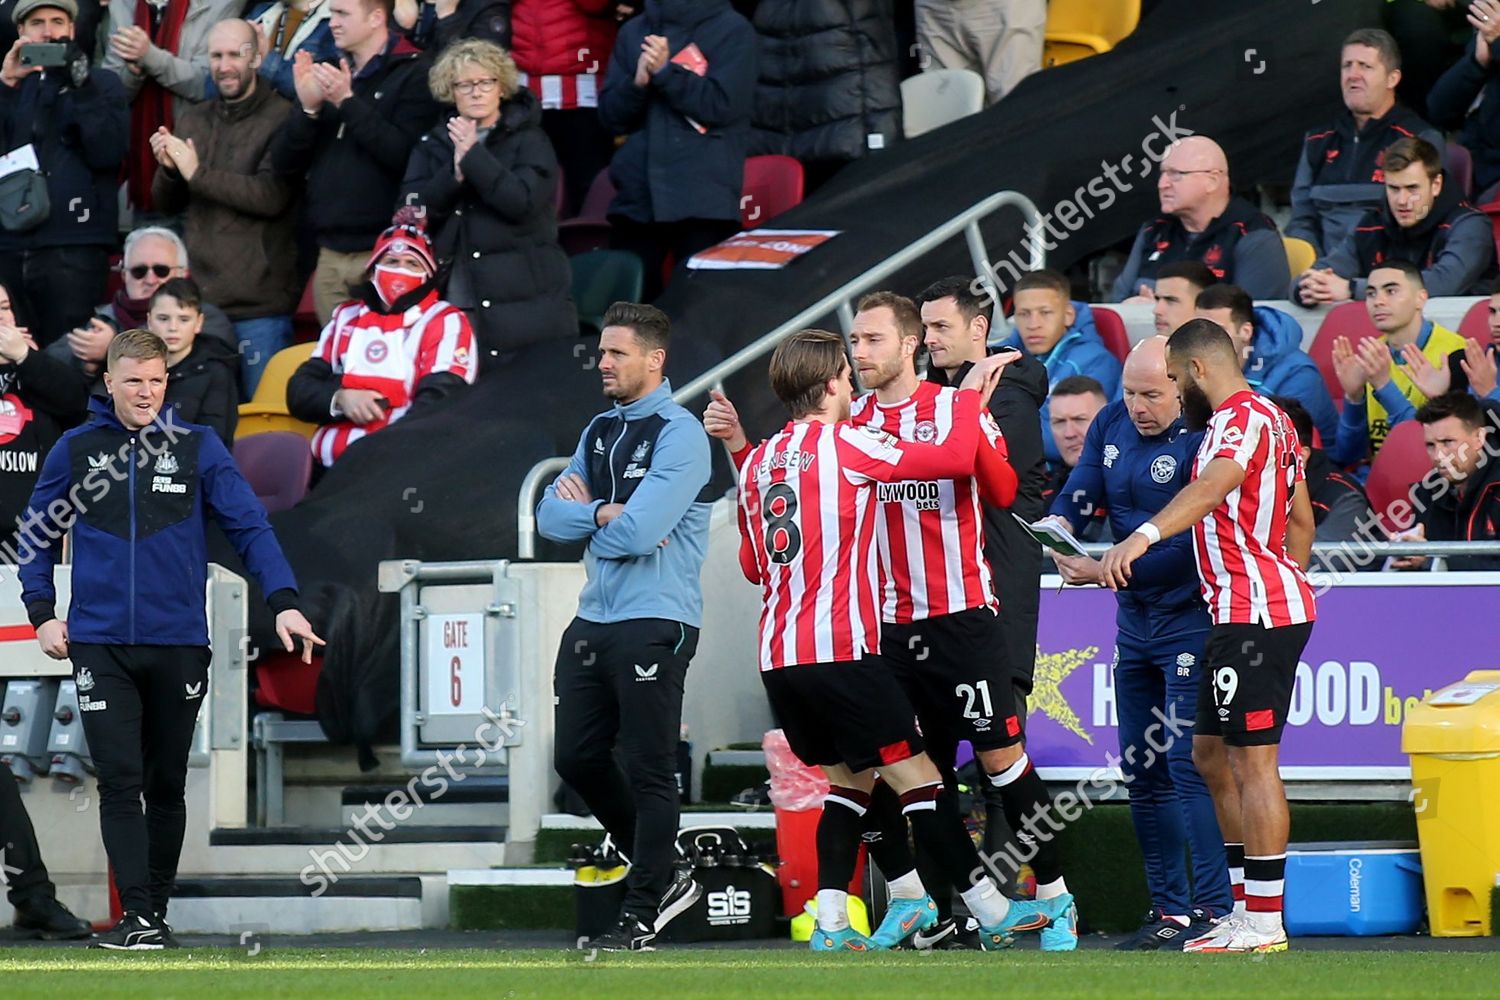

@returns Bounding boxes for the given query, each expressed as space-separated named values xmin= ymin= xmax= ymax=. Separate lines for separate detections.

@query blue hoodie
xmin=537 ymin=380 xmax=713 ymax=627
xmin=1245 ymin=305 xmax=1339 ymax=448
xmin=19 ymin=398 xmax=299 ymax=645
xmin=1001 ymin=302 xmax=1123 ymax=463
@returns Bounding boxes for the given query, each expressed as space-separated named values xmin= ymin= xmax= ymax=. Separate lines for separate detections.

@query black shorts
xmin=881 ymin=606 xmax=1025 ymax=753
xmin=760 ymin=656 xmax=925 ymax=773
xmin=1195 ymin=621 xmax=1314 ymax=747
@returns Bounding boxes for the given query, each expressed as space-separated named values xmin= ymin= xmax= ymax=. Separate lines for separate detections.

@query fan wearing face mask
xmin=285 ymin=208 xmax=479 ymax=468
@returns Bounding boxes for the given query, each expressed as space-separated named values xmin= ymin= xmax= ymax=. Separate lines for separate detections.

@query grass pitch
xmin=2 ymin=947 xmax=1497 ymax=999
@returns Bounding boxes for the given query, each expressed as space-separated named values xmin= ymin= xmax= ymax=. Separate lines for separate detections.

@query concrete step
xmin=168 ymin=874 xmax=444 ymax=934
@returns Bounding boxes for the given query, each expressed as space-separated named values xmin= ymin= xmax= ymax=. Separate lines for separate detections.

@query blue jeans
xmin=1115 ymin=628 xmax=1233 ymax=916
xmin=233 ymin=316 xmax=294 ymax=400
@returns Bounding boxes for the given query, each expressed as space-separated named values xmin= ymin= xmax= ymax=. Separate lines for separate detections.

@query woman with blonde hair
xmin=401 ymin=39 xmax=576 ymax=369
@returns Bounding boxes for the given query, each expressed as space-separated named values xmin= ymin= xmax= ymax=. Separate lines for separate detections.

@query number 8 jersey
xmin=733 ymin=393 xmax=985 ymax=672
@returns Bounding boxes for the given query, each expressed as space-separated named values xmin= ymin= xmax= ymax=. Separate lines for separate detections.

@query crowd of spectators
xmin=0 ymin=2 xmax=1492 ymax=570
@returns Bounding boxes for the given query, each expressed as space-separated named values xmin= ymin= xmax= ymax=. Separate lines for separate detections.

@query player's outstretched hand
xmin=276 ymin=610 xmax=326 ymax=664
xmin=1099 ymin=532 xmax=1150 ymax=591
xmin=704 ymin=389 xmax=748 ymax=452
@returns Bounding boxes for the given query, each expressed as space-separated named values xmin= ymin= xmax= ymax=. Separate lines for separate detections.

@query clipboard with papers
xmin=1013 ymin=512 xmax=1087 ymax=558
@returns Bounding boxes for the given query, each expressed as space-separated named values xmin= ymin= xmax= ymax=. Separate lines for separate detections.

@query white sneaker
xmin=1185 ymin=914 xmax=1287 ymax=954
xmin=1181 ymin=913 xmax=1239 ymax=952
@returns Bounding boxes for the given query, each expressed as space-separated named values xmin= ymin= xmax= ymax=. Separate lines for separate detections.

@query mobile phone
xmin=19 ymin=42 xmax=69 ymax=68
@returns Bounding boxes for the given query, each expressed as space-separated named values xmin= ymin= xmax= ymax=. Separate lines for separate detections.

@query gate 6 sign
xmin=424 ymin=612 xmax=485 ymax=716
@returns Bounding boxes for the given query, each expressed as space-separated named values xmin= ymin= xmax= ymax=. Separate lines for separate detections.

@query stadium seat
xmin=571 ymin=250 xmax=645 ymax=337
xmin=233 ymin=431 xmax=313 ymax=514
xmin=1090 ymin=305 xmax=1131 ymax=362
xmin=1365 ymin=419 xmax=1430 ymax=534
xmin=292 ymin=276 xmax=320 ymax=343
xmin=1308 ymin=301 xmax=1380 ymax=407
xmin=1043 ymin=0 xmax=1141 ymax=68
xmin=1458 ymin=297 xmax=1491 ymax=341
xmin=558 ymin=219 xmax=612 ymax=257
xmin=741 ymin=155 xmax=805 ymax=227
xmin=254 ymin=651 xmax=322 ymax=714
xmin=237 ymin=342 xmax=318 ymax=440
xmin=901 ymin=69 xmax=985 ymax=138
xmin=573 ymin=168 xmax=617 ymax=223
xmin=1283 ymin=236 xmax=1317 ymax=277
xmin=1479 ymin=198 xmax=1500 ymax=259
xmin=1447 ymin=142 xmax=1474 ymax=200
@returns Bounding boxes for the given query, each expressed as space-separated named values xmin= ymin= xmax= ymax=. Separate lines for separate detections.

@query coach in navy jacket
xmin=14 ymin=329 xmax=320 ymax=946
xmin=1047 ymin=337 xmax=1233 ymax=942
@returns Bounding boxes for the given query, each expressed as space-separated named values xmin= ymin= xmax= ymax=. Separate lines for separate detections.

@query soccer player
xmin=1100 ymin=319 xmax=1317 ymax=954
xmin=706 ymin=329 xmax=1073 ymax=952
xmin=843 ymin=291 xmax=1079 ymax=952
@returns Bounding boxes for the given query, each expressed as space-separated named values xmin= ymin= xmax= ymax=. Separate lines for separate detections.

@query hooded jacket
xmin=165 ymin=335 xmax=240 ymax=447
xmin=400 ymin=87 xmax=577 ymax=361
xmin=999 ymin=302 xmax=1124 ymax=464
xmin=1246 ymin=305 xmax=1339 ymax=448
xmin=598 ymin=0 xmax=757 ymax=224
xmin=932 ymin=349 xmax=1049 ymax=689
xmin=270 ymin=33 xmax=441 ymax=252
xmin=19 ymin=397 xmax=299 ymax=645
xmin=1286 ymin=102 xmax=1444 ymax=256
xmin=1428 ymin=37 xmax=1500 ymax=198
xmin=1311 ymin=178 xmax=1496 ymax=300
xmin=748 ymin=0 xmax=901 ymax=166
xmin=537 ymin=379 xmax=713 ymax=627
xmin=1111 ymin=196 xmax=1289 ymax=302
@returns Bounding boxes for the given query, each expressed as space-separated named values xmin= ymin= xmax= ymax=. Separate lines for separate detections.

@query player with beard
xmin=707 ymin=330 xmax=1074 ymax=952
xmin=841 ymin=291 xmax=1080 ymax=951
xmin=1100 ymin=319 xmax=1317 ymax=954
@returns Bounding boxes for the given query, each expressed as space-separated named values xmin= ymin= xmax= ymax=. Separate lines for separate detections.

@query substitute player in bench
xmin=1100 ymin=319 xmax=1316 ymax=954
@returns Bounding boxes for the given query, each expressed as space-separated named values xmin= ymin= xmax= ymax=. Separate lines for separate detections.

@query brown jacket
xmin=152 ymin=81 xmax=300 ymax=320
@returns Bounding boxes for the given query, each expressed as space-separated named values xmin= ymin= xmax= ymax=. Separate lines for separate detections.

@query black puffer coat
xmin=401 ymin=87 xmax=577 ymax=362
xmin=749 ymin=0 xmax=901 ymax=166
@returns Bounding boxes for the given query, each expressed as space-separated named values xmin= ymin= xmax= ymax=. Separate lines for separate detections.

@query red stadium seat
xmin=1447 ymin=142 xmax=1474 ymax=200
xmin=1090 ymin=305 xmax=1130 ymax=362
xmin=1365 ymin=420 xmax=1431 ymax=534
xmin=1458 ymin=297 xmax=1492 ymax=341
xmin=1308 ymin=301 xmax=1380 ymax=408
xmin=254 ymin=651 xmax=322 ymax=714
xmin=557 ymin=219 xmax=612 ymax=257
xmin=1480 ymin=198 xmax=1500 ymax=262
xmin=233 ymin=431 xmax=312 ymax=514
xmin=573 ymin=168 xmax=616 ymax=223
xmin=741 ymin=155 xmax=805 ymax=227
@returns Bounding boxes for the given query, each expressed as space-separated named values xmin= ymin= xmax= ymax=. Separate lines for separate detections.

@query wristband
xmin=1133 ymin=522 xmax=1161 ymax=546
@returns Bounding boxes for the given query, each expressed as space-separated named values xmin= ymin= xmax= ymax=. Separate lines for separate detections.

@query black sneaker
xmin=1184 ymin=906 xmax=1223 ymax=944
xmin=1114 ymin=910 xmax=1193 ymax=951
xmin=91 ymin=911 xmax=165 ymax=950
xmin=590 ymin=913 xmax=656 ymax=952
xmin=910 ymin=916 xmax=981 ymax=951
xmin=653 ymin=863 xmax=702 ymax=933
xmin=152 ymin=912 xmax=182 ymax=949
xmin=12 ymin=896 xmax=93 ymax=940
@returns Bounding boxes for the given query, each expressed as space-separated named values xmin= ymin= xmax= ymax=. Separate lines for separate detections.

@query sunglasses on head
xmin=127 ymin=264 xmax=175 ymax=280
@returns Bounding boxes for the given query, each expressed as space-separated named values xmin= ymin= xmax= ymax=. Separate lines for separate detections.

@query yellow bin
xmin=1400 ymin=669 xmax=1500 ymax=936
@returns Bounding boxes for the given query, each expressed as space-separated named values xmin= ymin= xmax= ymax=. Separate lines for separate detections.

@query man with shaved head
xmin=1101 ymin=319 xmax=1316 ymax=954
xmin=151 ymin=18 xmax=299 ymax=396
xmin=1111 ymin=136 xmax=1290 ymax=302
xmin=1045 ymin=335 xmax=1231 ymax=950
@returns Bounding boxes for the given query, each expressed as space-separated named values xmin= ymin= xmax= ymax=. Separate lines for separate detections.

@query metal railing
xmin=517 ymin=189 xmax=1047 ymax=558
xmin=1070 ymin=541 xmax=1500 ymax=559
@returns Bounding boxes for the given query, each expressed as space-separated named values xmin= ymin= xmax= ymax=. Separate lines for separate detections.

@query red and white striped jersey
xmin=849 ymin=382 xmax=999 ymax=623
xmin=1192 ymin=390 xmax=1317 ymax=627
xmin=736 ymin=401 xmax=983 ymax=672
xmin=309 ymin=292 xmax=478 ymax=466
xmin=516 ymin=72 xmax=600 ymax=110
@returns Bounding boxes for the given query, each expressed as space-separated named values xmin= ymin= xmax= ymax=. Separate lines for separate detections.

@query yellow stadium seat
xmin=1043 ymin=0 xmax=1141 ymax=68
xmin=1283 ymin=236 xmax=1317 ymax=277
xmin=237 ymin=342 xmax=318 ymax=441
